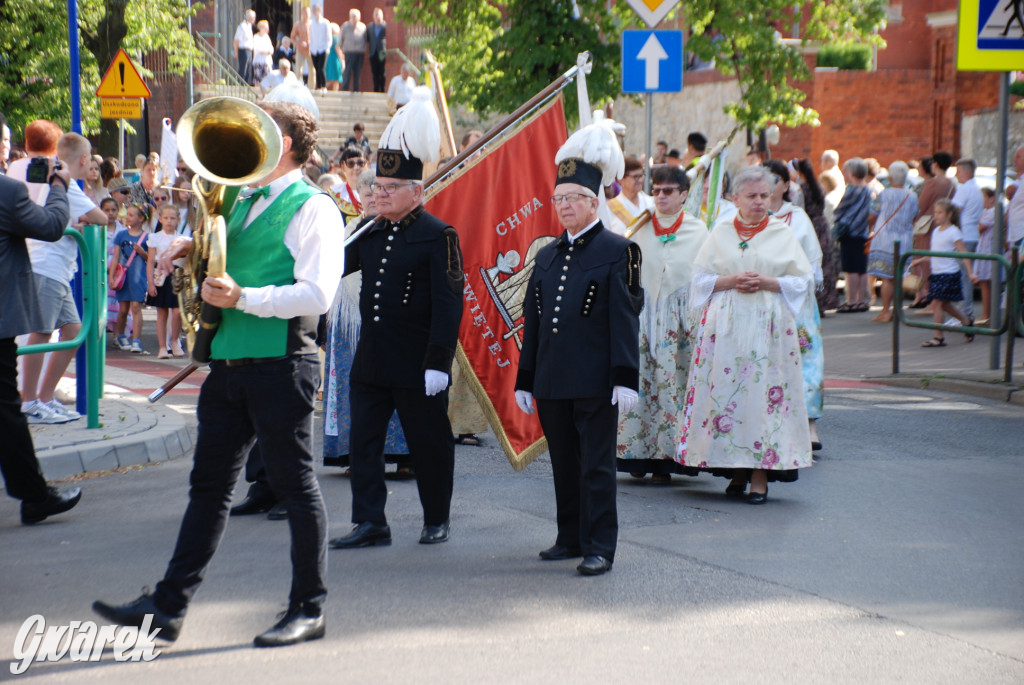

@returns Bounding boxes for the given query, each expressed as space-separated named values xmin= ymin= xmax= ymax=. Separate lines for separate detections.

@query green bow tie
xmin=658 ymin=233 xmax=676 ymax=243
xmin=240 ymin=186 xmax=272 ymax=202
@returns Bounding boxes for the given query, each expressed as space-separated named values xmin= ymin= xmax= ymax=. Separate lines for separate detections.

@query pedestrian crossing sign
xmin=957 ymin=0 xmax=1024 ymax=70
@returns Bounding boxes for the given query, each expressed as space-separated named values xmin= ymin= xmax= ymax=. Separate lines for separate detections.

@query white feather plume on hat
xmin=264 ymin=81 xmax=320 ymax=120
xmin=555 ymin=120 xmax=625 ymax=187
xmin=378 ymin=86 xmax=441 ymax=163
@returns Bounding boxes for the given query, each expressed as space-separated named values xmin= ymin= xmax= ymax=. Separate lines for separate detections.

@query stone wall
xmin=962 ymin=108 xmax=1024 ymax=168
xmin=610 ymin=73 xmax=748 ymax=175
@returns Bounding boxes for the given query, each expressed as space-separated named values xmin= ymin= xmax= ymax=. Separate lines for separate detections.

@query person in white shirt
xmin=309 ymin=3 xmax=331 ymax=91
xmin=252 ymin=19 xmax=275 ymax=85
xmin=386 ymin=63 xmax=416 ymax=109
xmin=260 ymin=58 xmax=298 ymax=95
xmin=232 ymin=9 xmax=256 ymax=85
xmin=951 ymin=157 xmax=984 ymax=318
xmin=911 ymin=198 xmax=976 ymax=346
xmin=16 ymin=132 xmax=107 ymax=424
xmin=1006 ymin=146 xmax=1024 ymax=248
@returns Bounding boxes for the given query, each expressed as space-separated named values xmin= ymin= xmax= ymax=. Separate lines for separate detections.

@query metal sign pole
xmin=645 ymin=92 xmax=653 ymax=191
xmin=990 ymin=72 xmax=1010 ymax=370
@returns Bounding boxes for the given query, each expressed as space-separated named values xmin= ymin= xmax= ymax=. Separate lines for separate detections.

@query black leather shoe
xmin=725 ymin=481 xmax=747 ymax=497
xmin=230 ymin=488 xmax=276 ymax=516
xmin=747 ymin=489 xmax=768 ymax=505
xmin=21 ymin=486 xmax=82 ymax=524
xmin=92 ymin=591 xmax=183 ymax=642
xmin=253 ymin=607 xmax=325 ymax=647
xmin=577 ymin=555 xmax=613 ymax=576
xmin=266 ymin=502 xmax=288 ymax=520
xmin=419 ymin=520 xmax=450 ymax=544
xmin=539 ymin=544 xmax=582 ymax=560
xmin=329 ymin=522 xmax=391 ymax=548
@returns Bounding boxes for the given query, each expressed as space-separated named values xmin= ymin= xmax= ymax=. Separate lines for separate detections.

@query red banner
xmin=426 ymin=98 xmax=567 ymax=470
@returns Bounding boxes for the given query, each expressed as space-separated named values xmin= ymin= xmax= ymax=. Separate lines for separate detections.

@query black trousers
xmin=311 ymin=52 xmax=327 ymax=90
xmin=154 ymin=355 xmax=327 ymax=616
xmin=349 ymin=380 xmax=454 ymax=526
xmin=0 ymin=338 xmax=49 ymax=502
xmin=369 ymin=52 xmax=386 ymax=92
xmin=536 ymin=397 xmax=618 ymax=561
xmin=342 ymin=52 xmax=364 ymax=92
xmin=237 ymin=48 xmax=253 ymax=85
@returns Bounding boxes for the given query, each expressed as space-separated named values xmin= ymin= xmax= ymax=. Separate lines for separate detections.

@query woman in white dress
xmin=676 ymin=165 xmax=814 ymax=504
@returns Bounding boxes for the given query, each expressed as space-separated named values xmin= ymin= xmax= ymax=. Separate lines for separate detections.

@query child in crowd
xmin=913 ymin=198 xmax=976 ymax=347
xmin=973 ymin=187 xmax=996 ymax=325
xmin=149 ymin=187 xmax=171 ymax=232
xmin=100 ymin=197 xmax=124 ymax=334
xmin=110 ymin=204 xmax=149 ymax=353
xmin=147 ymin=204 xmax=187 ymax=358
xmin=172 ymin=176 xmax=193 ymax=233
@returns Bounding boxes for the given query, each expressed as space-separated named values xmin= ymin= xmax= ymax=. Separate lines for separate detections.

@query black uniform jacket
xmin=516 ymin=221 xmax=643 ymax=400
xmin=346 ymin=206 xmax=464 ymax=388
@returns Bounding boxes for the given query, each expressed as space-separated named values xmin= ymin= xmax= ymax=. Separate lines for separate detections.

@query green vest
xmin=212 ymin=180 xmax=320 ymax=359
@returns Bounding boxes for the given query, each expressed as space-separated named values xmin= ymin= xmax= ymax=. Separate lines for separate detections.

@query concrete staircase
xmin=194 ymin=85 xmax=393 ymax=160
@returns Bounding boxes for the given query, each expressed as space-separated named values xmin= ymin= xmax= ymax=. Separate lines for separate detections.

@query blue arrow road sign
xmin=622 ymin=30 xmax=683 ymax=93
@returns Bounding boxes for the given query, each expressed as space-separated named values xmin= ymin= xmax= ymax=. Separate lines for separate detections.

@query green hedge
xmin=1011 ymin=80 xmax=1024 ymax=97
xmin=817 ymin=43 xmax=873 ymax=71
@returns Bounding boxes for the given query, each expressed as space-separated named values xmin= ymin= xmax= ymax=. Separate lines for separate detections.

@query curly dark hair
xmin=261 ymin=101 xmax=319 ymax=165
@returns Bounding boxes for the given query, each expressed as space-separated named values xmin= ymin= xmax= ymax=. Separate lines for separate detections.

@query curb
xmin=846 ymin=374 xmax=1024 ymax=407
xmin=32 ymin=400 xmax=196 ymax=482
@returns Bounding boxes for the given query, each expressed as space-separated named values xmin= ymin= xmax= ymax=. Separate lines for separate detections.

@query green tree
xmin=397 ymin=0 xmax=633 ymax=122
xmin=0 ymin=0 xmax=201 ymax=151
xmin=396 ymin=0 xmax=887 ymax=131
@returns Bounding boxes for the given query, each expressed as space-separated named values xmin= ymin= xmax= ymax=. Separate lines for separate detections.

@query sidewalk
xmin=23 ymin=297 xmax=1024 ymax=481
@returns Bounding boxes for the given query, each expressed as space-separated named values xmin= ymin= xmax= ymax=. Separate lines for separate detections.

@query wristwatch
xmin=235 ymin=290 xmax=247 ymax=311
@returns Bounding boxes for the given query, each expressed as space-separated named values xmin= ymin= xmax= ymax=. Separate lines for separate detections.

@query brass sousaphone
xmin=175 ymin=97 xmax=283 ymax=363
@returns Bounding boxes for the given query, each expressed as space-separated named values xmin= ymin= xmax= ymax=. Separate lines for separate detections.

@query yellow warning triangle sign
xmin=96 ymin=49 xmax=152 ymax=98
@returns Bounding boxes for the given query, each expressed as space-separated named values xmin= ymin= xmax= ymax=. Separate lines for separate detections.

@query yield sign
xmin=625 ymin=0 xmax=681 ymax=28
xmin=96 ymin=49 xmax=152 ymax=98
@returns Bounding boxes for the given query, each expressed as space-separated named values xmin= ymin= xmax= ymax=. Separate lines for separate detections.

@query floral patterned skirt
xmin=676 ymin=291 xmax=812 ymax=474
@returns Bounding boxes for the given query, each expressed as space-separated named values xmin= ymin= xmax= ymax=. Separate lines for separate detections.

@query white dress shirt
xmin=235 ymin=169 xmax=344 ymax=318
xmin=952 ymin=177 xmax=983 ymax=244
xmin=234 ymin=21 xmax=254 ymax=50
xmin=310 ymin=17 xmax=331 ymax=54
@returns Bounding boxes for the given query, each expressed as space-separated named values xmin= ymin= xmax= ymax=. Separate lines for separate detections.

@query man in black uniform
xmin=515 ymin=134 xmax=643 ymax=576
xmin=330 ymin=97 xmax=464 ymax=548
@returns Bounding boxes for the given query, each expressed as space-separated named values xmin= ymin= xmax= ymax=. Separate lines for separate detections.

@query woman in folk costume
xmin=676 ymin=165 xmax=813 ymax=504
xmin=764 ymin=159 xmax=826 ymax=453
xmin=323 ymin=168 xmax=412 ymax=476
xmin=329 ymin=145 xmax=368 ymax=225
xmin=617 ymin=165 xmax=707 ymax=482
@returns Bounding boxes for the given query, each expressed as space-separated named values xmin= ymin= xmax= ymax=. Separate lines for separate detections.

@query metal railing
xmin=17 ymin=226 xmax=107 ymax=428
xmin=893 ymin=240 xmax=1019 ymax=382
xmin=192 ymin=31 xmax=258 ymax=103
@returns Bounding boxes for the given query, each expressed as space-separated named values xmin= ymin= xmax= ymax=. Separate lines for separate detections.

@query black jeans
xmin=370 ymin=51 xmax=386 ymax=92
xmin=0 ymin=338 xmax=49 ymax=502
xmin=342 ymin=52 xmax=364 ymax=92
xmin=536 ymin=397 xmax=618 ymax=561
xmin=155 ymin=355 xmax=327 ymax=616
xmin=311 ymin=52 xmax=327 ymax=90
xmin=237 ymin=48 xmax=253 ymax=85
xmin=349 ymin=381 xmax=454 ymax=526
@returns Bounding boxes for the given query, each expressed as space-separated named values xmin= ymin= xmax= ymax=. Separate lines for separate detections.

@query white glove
xmin=514 ymin=389 xmax=535 ymax=414
xmin=424 ymin=370 xmax=449 ymax=397
xmin=611 ymin=386 xmax=639 ymax=415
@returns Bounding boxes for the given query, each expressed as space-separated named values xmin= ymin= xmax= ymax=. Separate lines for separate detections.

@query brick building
xmin=768 ymin=2 xmax=1003 ymax=167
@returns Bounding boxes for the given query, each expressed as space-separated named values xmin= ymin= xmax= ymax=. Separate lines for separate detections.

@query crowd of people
xmin=234 ymin=5 xmax=388 ymax=95
xmin=1 ymin=59 xmax=1022 ymax=649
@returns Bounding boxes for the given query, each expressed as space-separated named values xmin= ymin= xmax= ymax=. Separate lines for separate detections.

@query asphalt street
xmin=1 ymin=380 xmax=1022 ymax=683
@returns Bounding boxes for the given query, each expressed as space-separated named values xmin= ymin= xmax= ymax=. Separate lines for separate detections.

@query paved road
xmin=2 ymin=378 xmax=1022 ymax=683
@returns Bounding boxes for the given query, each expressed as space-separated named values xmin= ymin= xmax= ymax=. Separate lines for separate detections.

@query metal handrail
xmin=17 ymin=226 xmax=106 ymax=427
xmin=192 ymin=31 xmax=258 ymax=103
xmin=893 ymin=240 xmax=1018 ymax=382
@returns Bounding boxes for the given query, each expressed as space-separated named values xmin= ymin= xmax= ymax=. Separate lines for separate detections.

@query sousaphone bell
xmin=174 ymin=97 xmax=283 ymax=363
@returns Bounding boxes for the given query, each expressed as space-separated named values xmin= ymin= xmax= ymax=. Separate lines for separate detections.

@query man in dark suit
xmin=331 ymin=118 xmax=464 ymax=549
xmin=515 ymin=145 xmax=643 ymax=577
xmin=367 ymin=7 xmax=387 ymax=93
xmin=0 ymin=150 xmax=83 ymax=524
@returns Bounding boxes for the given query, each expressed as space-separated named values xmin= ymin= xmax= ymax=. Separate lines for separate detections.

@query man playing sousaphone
xmin=94 ymin=100 xmax=345 ymax=648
